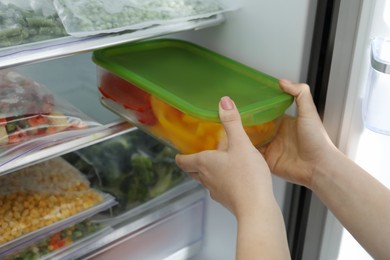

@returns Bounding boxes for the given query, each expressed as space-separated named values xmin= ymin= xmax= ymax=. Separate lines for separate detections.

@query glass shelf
xmin=0 ymin=121 xmax=135 ymax=176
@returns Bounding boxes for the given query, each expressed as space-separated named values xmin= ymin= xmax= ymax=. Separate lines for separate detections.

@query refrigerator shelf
xmin=0 ymin=14 xmax=224 ymax=70
xmin=5 ymin=224 xmax=114 ymax=260
xmin=82 ymin=184 xmax=206 ymax=260
xmin=0 ymin=191 xmax=116 ymax=259
xmin=0 ymin=120 xmax=135 ymax=176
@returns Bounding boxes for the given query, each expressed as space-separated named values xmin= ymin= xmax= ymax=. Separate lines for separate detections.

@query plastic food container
xmin=93 ymin=39 xmax=293 ymax=154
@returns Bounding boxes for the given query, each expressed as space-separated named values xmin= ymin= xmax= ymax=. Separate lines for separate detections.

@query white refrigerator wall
xmin=15 ymin=1 xmax=318 ymax=259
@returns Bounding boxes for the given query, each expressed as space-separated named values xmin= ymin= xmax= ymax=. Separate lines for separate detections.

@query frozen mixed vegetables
xmin=0 ymin=70 xmax=100 ymax=148
xmin=0 ymin=2 xmax=67 ymax=48
xmin=6 ymin=220 xmax=103 ymax=260
xmin=62 ymin=130 xmax=188 ymax=216
xmin=0 ymin=158 xmax=103 ymax=245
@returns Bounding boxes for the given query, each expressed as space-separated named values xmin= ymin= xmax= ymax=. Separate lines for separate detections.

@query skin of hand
xmin=260 ymin=79 xmax=339 ymax=188
xmin=176 ymin=96 xmax=273 ymax=216
xmin=265 ymin=80 xmax=390 ymax=260
xmin=176 ymin=79 xmax=390 ymax=259
xmin=175 ymin=96 xmax=290 ymax=260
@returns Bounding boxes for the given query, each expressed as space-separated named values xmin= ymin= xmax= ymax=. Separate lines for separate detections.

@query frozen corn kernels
xmin=0 ymin=158 xmax=103 ymax=245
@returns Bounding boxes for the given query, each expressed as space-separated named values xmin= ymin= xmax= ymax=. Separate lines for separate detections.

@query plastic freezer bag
xmin=53 ymin=0 xmax=237 ymax=37
xmin=4 ymin=219 xmax=110 ymax=260
xmin=0 ymin=70 xmax=105 ymax=169
xmin=0 ymin=0 xmax=67 ymax=48
xmin=0 ymin=157 xmax=114 ymax=248
xmin=62 ymin=129 xmax=189 ymax=217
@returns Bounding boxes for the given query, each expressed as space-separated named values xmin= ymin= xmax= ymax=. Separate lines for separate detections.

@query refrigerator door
xmin=305 ymin=0 xmax=390 ymax=259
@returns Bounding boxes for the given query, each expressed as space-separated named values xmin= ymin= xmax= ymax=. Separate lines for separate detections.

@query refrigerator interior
xmin=318 ymin=0 xmax=390 ymax=259
xmin=1 ymin=20 xmax=219 ymax=260
xmin=2 ymin=0 xmax=319 ymax=259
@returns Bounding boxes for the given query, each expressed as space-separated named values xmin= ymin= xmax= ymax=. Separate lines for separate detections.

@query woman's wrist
xmin=235 ymin=195 xmax=290 ymax=260
xmin=234 ymin=188 xmax=279 ymax=222
xmin=310 ymin=145 xmax=344 ymax=192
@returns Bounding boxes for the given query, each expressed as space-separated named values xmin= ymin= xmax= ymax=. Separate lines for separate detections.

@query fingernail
xmin=221 ymin=96 xmax=234 ymax=110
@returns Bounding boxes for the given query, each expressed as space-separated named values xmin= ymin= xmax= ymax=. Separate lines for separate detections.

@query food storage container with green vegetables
xmin=92 ymin=39 xmax=293 ymax=154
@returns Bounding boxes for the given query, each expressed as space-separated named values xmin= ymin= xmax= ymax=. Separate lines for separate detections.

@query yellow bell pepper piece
xmin=244 ymin=120 xmax=278 ymax=147
xmin=150 ymin=96 xmax=223 ymax=154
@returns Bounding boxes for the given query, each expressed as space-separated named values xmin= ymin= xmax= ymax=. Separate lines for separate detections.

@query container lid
xmin=92 ymin=39 xmax=293 ymax=126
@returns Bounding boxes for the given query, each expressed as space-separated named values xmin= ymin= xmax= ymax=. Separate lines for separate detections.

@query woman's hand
xmin=261 ymin=80 xmax=338 ymax=189
xmin=176 ymin=97 xmax=290 ymax=260
xmin=266 ymin=81 xmax=390 ymax=260
xmin=176 ymin=96 xmax=291 ymax=259
xmin=175 ymin=96 xmax=274 ymax=219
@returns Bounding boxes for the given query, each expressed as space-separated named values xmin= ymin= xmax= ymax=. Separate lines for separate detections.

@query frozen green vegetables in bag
xmin=53 ymin=0 xmax=234 ymax=37
xmin=0 ymin=0 xmax=67 ymax=48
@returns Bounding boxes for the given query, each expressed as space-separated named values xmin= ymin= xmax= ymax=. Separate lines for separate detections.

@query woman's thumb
xmin=219 ymin=96 xmax=251 ymax=149
xmin=279 ymin=79 xmax=318 ymax=118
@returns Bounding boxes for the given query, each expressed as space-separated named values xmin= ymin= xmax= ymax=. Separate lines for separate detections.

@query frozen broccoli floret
xmin=149 ymin=169 xmax=173 ymax=198
xmin=126 ymin=176 xmax=149 ymax=204
xmin=126 ymin=153 xmax=156 ymax=203
xmin=148 ymin=158 xmax=184 ymax=198
xmin=130 ymin=153 xmax=155 ymax=184
xmin=155 ymin=146 xmax=177 ymax=161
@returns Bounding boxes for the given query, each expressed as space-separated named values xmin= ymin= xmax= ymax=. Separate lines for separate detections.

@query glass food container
xmin=92 ymin=39 xmax=293 ymax=154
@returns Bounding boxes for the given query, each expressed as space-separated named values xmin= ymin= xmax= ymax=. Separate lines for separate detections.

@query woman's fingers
xmin=176 ymin=153 xmax=210 ymax=187
xmin=219 ymin=96 xmax=252 ymax=150
xmin=175 ymin=153 xmax=200 ymax=173
xmin=279 ymin=79 xmax=318 ymax=119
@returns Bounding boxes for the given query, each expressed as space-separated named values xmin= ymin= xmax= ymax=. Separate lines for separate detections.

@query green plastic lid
xmin=93 ymin=39 xmax=293 ymax=126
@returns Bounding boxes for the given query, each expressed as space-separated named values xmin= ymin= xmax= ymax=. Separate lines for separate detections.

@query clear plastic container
xmin=363 ymin=37 xmax=390 ymax=135
xmin=93 ymin=39 xmax=293 ymax=154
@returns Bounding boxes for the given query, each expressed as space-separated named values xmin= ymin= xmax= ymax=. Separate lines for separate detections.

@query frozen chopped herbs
xmin=54 ymin=0 xmax=226 ymax=36
xmin=0 ymin=3 xmax=67 ymax=48
xmin=62 ymin=130 xmax=188 ymax=216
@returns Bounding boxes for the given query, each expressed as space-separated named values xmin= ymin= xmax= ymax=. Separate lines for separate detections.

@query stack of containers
xmin=93 ymin=39 xmax=293 ymax=154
